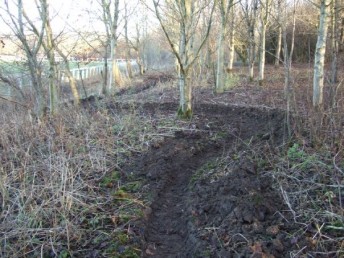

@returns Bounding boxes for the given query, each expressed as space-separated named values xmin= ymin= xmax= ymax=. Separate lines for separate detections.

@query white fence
xmin=0 ymin=60 xmax=140 ymax=99
xmin=60 ymin=60 xmax=139 ymax=82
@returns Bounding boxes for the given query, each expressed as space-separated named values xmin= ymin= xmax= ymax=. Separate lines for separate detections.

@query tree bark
xmin=227 ymin=7 xmax=236 ymax=75
xmin=330 ymin=0 xmax=338 ymax=84
xmin=216 ymin=23 xmax=226 ymax=93
xmin=244 ymin=0 xmax=258 ymax=81
xmin=43 ymin=0 xmax=58 ymax=114
xmin=258 ymin=24 xmax=267 ymax=85
xmin=258 ymin=0 xmax=271 ymax=86
xmin=313 ymin=0 xmax=331 ymax=107
xmin=275 ymin=26 xmax=282 ymax=67
xmin=101 ymin=0 xmax=119 ymax=96
xmin=216 ymin=0 xmax=233 ymax=93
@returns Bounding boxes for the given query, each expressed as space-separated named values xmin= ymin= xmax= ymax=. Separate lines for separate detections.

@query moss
xmin=258 ymin=79 xmax=264 ymax=86
xmin=113 ymin=189 xmax=130 ymax=198
xmin=100 ymin=171 xmax=120 ymax=187
xmin=120 ymin=181 xmax=141 ymax=192
xmin=177 ymin=106 xmax=193 ymax=119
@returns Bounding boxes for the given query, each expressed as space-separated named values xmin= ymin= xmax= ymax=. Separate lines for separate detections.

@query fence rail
xmin=60 ymin=60 xmax=139 ymax=82
xmin=0 ymin=60 xmax=140 ymax=99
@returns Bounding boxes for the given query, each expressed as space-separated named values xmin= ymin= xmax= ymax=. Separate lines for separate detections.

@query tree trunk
xmin=227 ymin=9 xmax=236 ymax=75
xmin=282 ymin=0 xmax=297 ymax=137
xmin=313 ymin=0 xmax=330 ymax=107
xmin=56 ymin=50 xmax=80 ymax=104
xmin=178 ymin=70 xmax=192 ymax=118
xmin=275 ymin=26 xmax=282 ymax=67
xmin=126 ymin=60 xmax=133 ymax=78
xmin=108 ymin=38 xmax=116 ymax=95
xmin=102 ymin=48 xmax=108 ymax=95
xmin=102 ymin=0 xmax=119 ymax=96
xmin=27 ymin=56 xmax=45 ymax=117
xmin=44 ymin=2 xmax=58 ymax=114
xmin=330 ymin=0 xmax=338 ymax=84
xmin=258 ymin=24 xmax=267 ymax=85
xmin=248 ymin=50 xmax=255 ymax=81
xmin=247 ymin=25 xmax=256 ymax=81
xmin=216 ymin=22 xmax=226 ymax=93
xmin=258 ymin=0 xmax=271 ymax=86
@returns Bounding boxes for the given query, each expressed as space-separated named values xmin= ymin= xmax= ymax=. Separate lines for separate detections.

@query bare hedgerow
xmin=0 ymin=102 xmax=182 ymax=257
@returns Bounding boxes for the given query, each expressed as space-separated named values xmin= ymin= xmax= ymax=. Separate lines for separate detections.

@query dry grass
xmin=0 ymin=101 xmax=184 ymax=257
xmin=251 ymin=65 xmax=344 ymax=256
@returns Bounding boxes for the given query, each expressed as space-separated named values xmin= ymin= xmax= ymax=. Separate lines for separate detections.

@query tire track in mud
xmin=125 ymin=104 xmax=286 ymax=257
xmin=106 ymin=100 xmax=286 ymax=257
xmin=140 ymin=132 xmax=226 ymax=257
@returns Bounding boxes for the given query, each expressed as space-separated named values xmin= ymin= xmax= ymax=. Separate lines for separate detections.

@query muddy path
xmin=140 ymin=132 xmax=224 ymax=257
xmin=119 ymin=103 xmax=289 ymax=257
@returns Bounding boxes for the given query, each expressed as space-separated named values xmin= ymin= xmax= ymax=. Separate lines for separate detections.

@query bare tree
xmin=282 ymin=0 xmax=296 ymax=136
xmin=153 ymin=0 xmax=215 ymax=118
xmin=242 ymin=0 xmax=259 ymax=81
xmin=3 ymin=0 xmax=47 ymax=117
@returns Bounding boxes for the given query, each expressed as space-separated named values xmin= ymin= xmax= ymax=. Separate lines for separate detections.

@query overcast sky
xmin=0 ymin=0 xmax=139 ymax=35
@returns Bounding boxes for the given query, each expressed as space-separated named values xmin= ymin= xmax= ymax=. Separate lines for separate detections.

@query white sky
xmin=0 ymin=0 xmax=144 ymax=35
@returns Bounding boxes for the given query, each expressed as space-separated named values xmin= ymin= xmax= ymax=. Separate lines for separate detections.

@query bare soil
xmin=122 ymin=103 xmax=289 ymax=258
xmin=109 ymin=68 xmax=342 ymax=258
xmin=56 ymin=69 xmax=344 ymax=257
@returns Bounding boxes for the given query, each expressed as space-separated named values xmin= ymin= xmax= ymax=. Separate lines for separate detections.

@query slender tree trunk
xmin=137 ymin=55 xmax=144 ymax=75
xmin=258 ymin=0 xmax=271 ymax=86
xmin=247 ymin=24 xmax=256 ymax=81
xmin=108 ymin=38 xmax=116 ymax=94
xmin=26 ymin=55 xmax=45 ymax=117
xmin=56 ymin=48 xmax=80 ymax=104
xmin=282 ymin=0 xmax=297 ymax=137
xmin=275 ymin=26 xmax=282 ymax=67
xmin=227 ymin=9 xmax=236 ymax=75
xmin=44 ymin=1 xmax=58 ymax=114
xmin=102 ymin=49 xmax=108 ymax=95
xmin=258 ymin=24 xmax=267 ymax=85
xmin=124 ymin=2 xmax=133 ymax=79
xmin=313 ymin=0 xmax=331 ymax=107
xmin=216 ymin=22 xmax=226 ymax=93
xmin=330 ymin=0 xmax=338 ymax=84
xmin=248 ymin=44 xmax=255 ymax=81
xmin=102 ymin=0 xmax=119 ymax=96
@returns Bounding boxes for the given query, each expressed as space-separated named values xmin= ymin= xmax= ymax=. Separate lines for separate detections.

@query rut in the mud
xmin=140 ymin=133 xmax=226 ymax=257
xmin=125 ymin=104 xmax=286 ymax=257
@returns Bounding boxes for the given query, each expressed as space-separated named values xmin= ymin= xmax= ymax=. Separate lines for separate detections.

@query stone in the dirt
xmin=266 ymin=225 xmax=280 ymax=236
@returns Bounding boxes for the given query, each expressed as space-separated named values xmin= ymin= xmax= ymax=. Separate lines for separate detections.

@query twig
xmin=333 ymin=151 xmax=343 ymax=210
xmin=0 ymin=95 xmax=27 ymax=107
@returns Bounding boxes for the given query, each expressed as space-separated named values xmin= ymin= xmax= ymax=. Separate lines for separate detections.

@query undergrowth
xmin=0 ymin=101 xmax=183 ymax=257
xmin=270 ymin=141 xmax=344 ymax=256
